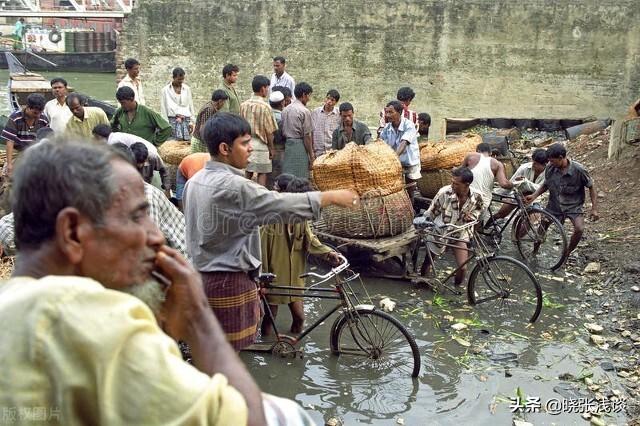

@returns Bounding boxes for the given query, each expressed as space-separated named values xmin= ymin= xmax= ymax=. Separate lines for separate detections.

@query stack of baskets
xmin=158 ymin=140 xmax=191 ymax=192
xmin=417 ymin=134 xmax=482 ymax=198
xmin=313 ymin=140 xmax=414 ymax=239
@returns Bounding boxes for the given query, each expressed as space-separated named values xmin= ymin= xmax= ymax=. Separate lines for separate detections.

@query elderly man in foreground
xmin=0 ymin=142 xmax=281 ymax=425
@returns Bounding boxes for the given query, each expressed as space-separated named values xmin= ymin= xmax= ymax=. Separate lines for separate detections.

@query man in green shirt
xmin=65 ymin=93 xmax=109 ymax=139
xmin=111 ymin=86 xmax=172 ymax=146
xmin=219 ymin=64 xmax=240 ymax=114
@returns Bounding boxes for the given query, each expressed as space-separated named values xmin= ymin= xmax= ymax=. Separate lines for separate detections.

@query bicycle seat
xmin=257 ymin=273 xmax=276 ymax=285
xmin=413 ymin=217 xmax=435 ymax=230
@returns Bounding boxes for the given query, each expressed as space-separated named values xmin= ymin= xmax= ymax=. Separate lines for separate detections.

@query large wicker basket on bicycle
xmin=313 ymin=140 xmax=413 ymax=239
xmin=313 ymin=140 xmax=404 ymax=197
xmin=417 ymin=169 xmax=452 ymax=198
xmin=158 ymin=140 xmax=191 ymax=192
xmin=419 ymin=134 xmax=482 ymax=171
xmin=319 ymin=189 xmax=414 ymax=238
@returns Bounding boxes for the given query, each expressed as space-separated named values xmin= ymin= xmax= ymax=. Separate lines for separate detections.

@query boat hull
xmin=0 ymin=51 xmax=115 ymax=73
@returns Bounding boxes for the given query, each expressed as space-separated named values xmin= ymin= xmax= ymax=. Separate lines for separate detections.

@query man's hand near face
xmin=154 ymin=245 xmax=266 ymax=426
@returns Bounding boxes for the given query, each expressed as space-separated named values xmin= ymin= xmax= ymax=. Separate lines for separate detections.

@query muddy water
xmin=241 ymin=246 xmax=628 ymax=425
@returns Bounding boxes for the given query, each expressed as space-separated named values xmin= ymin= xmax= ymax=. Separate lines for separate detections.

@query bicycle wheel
xmin=511 ymin=207 xmax=568 ymax=271
xmin=467 ymin=255 xmax=542 ymax=325
xmin=329 ymin=309 xmax=421 ymax=378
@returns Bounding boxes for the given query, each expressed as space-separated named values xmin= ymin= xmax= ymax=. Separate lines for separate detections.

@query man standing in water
xmin=526 ymin=143 xmax=599 ymax=257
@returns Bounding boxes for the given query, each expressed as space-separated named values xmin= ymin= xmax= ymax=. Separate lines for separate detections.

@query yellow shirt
xmin=65 ymin=107 xmax=110 ymax=139
xmin=0 ymin=276 xmax=247 ymax=425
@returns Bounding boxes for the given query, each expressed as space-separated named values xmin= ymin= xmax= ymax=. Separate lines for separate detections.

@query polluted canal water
xmin=241 ymin=252 xmax=630 ymax=425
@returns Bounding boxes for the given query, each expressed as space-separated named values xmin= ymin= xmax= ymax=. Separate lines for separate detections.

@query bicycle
xmin=410 ymin=219 xmax=543 ymax=325
xmin=245 ymin=253 xmax=422 ymax=378
xmin=478 ymin=187 xmax=569 ymax=271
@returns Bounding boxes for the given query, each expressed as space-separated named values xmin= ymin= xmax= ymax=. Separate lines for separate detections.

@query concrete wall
xmin=120 ymin=0 xmax=640 ymax=140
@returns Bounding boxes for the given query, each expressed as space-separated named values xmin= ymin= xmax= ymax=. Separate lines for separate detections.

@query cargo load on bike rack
xmin=417 ymin=134 xmax=481 ymax=198
xmin=313 ymin=140 xmax=414 ymax=238
xmin=158 ymin=140 xmax=191 ymax=193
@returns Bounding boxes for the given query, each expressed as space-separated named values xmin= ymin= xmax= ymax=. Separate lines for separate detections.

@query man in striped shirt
xmin=240 ymin=75 xmax=278 ymax=186
xmin=311 ymin=89 xmax=341 ymax=156
xmin=1 ymin=93 xmax=49 ymax=177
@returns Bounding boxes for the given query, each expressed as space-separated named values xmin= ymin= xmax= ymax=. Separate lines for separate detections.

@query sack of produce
xmin=313 ymin=140 xmax=404 ymax=197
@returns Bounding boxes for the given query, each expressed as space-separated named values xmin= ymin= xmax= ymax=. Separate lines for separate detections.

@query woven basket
xmin=420 ymin=134 xmax=482 ymax=171
xmin=319 ymin=188 xmax=414 ymax=239
xmin=158 ymin=140 xmax=192 ymax=165
xmin=313 ymin=140 xmax=404 ymax=196
xmin=417 ymin=169 xmax=452 ymax=198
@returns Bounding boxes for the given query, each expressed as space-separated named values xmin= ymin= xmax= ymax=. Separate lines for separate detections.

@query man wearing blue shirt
xmin=380 ymin=100 xmax=421 ymax=204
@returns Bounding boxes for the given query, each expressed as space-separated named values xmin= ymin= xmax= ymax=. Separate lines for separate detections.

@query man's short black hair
xmin=418 ymin=112 xmax=431 ymax=126
xmin=532 ymin=148 xmax=548 ymax=164
xmin=476 ymin=142 xmax=492 ymax=154
xmin=92 ymin=124 xmax=112 ymax=138
xmin=172 ymin=67 xmax=185 ymax=78
xmin=546 ymin=143 xmax=567 ymax=159
xmin=26 ymin=93 xmax=46 ymax=111
xmin=211 ymin=89 xmax=229 ymax=102
xmin=124 ymin=58 xmax=140 ymax=70
xmin=116 ymin=86 xmax=136 ymax=102
xmin=452 ymin=166 xmax=474 ymax=185
xmin=273 ymin=56 xmax=286 ymax=64
xmin=385 ymin=100 xmax=404 ymax=113
xmin=396 ymin=87 xmax=415 ymax=103
xmin=50 ymin=77 xmax=67 ymax=87
xmin=251 ymin=75 xmax=270 ymax=93
xmin=272 ymin=85 xmax=292 ymax=99
xmin=294 ymin=82 xmax=313 ymax=99
xmin=326 ymin=89 xmax=340 ymax=102
xmin=65 ymin=92 xmax=86 ymax=107
xmin=202 ymin=112 xmax=251 ymax=156
xmin=222 ymin=64 xmax=239 ymax=78
xmin=110 ymin=142 xmax=135 ymax=165
xmin=339 ymin=102 xmax=354 ymax=113
xmin=130 ymin=142 xmax=149 ymax=164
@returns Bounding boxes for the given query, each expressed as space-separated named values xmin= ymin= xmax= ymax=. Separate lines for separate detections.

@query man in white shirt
xmin=269 ymin=56 xmax=295 ymax=97
xmin=160 ymin=67 xmax=195 ymax=141
xmin=43 ymin=77 xmax=72 ymax=134
xmin=92 ymin=123 xmax=160 ymax=160
xmin=493 ymin=148 xmax=548 ymax=219
xmin=117 ymin=58 xmax=145 ymax=105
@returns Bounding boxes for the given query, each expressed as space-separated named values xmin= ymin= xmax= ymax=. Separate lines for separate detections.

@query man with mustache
xmin=0 ymin=142 xmax=266 ymax=425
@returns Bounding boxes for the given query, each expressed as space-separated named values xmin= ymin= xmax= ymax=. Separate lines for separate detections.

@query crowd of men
xmin=0 ymin=54 xmax=598 ymax=424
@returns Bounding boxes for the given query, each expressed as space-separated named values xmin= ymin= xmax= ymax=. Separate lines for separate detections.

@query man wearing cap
xmin=240 ymin=75 xmax=278 ymax=186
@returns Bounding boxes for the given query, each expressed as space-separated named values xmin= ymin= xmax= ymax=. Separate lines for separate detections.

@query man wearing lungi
xmin=281 ymin=82 xmax=315 ymax=178
xmin=183 ymin=112 xmax=359 ymax=350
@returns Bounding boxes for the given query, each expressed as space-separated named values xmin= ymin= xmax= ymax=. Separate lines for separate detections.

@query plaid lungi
xmin=190 ymin=136 xmax=208 ymax=154
xmin=169 ymin=117 xmax=192 ymax=141
xmin=201 ymin=271 xmax=259 ymax=350
xmin=282 ymin=138 xmax=309 ymax=179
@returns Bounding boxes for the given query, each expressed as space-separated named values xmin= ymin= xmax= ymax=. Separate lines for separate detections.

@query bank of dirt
xmin=563 ymin=127 xmax=640 ymax=423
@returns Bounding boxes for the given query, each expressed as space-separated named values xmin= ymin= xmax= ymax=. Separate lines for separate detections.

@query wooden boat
xmin=3 ymin=51 xmax=115 ymax=124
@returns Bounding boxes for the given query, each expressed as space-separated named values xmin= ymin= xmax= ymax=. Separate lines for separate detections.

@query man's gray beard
xmin=122 ymin=279 xmax=166 ymax=317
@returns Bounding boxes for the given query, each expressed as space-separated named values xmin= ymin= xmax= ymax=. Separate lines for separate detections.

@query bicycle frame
xmin=258 ymin=255 xmax=367 ymax=345
xmin=414 ymin=221 xmax=492 ymax=292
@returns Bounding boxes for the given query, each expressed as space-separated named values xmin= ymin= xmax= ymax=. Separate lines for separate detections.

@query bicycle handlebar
xmin=414 ymin=217 xmax=478 ymax=233
xmin=299 ymin=253 xmax=350 ymax=281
